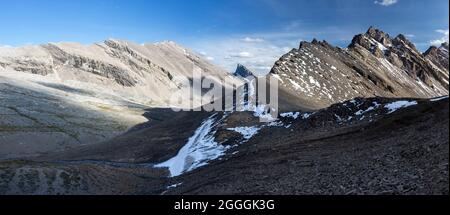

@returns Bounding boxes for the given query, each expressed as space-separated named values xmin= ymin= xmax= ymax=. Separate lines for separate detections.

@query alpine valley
xmin=0 ymin=27 xmax=448 ymax=195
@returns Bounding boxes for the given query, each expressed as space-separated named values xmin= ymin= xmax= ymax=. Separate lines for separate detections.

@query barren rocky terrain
xmin=0 ymin=27 xmax=448 ymax=195
xmin=0 ymin=96 xmax=448 ymax=194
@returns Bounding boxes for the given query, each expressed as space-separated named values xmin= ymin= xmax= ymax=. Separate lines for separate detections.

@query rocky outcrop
xmin=1 ymin=96 xmax=447 ymax=194
xmin=0 ymin=30 xmax=448 ymax=195
xmin=0 ymin=40 xmax=242 ymax=106
xmin=0 ymin=40 xmax=242 ymax=159
xmin=167 ymin=97 xmax=449 ymax=195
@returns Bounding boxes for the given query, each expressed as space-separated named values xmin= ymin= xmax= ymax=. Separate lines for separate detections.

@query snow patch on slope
xmin=430 ymin=95 xmax=449 ymax=102
xmin=154 ymin=114 xmax=229 ymax=177
xmin=384 ymin=100 xmax=418 ymax=114
xmin=355 ymin=102 xmax=380 ymax=115
xmin=242 ymin=78 xmax=277 ymax=122
xmin=227 ymin=126 xmax=261 ymax=141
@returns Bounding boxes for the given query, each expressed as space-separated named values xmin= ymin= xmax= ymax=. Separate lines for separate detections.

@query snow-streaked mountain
xmin=269 ymin=27 xmax=449 ymax=110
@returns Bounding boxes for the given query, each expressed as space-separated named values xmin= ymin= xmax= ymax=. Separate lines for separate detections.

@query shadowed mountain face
xmin=0 ymin=39 xmax=242 ymax=107
xmin=0 ymin=27 xmax=448 ymax=195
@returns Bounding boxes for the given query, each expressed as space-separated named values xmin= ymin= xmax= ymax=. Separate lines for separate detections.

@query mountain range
xmin=0 ymin=27 xmax=448 ymax=194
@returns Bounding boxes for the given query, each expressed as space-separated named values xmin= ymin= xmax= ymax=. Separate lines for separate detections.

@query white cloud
xmin=429 ymin=29 xmax=449 ymax=46
xmin=374 ymin=0 xmax=398 ymax=6
xmin=230 ymin=52 xmax=253 ymax=58
xmin=241 ymin=37 xmax=264 ymax=43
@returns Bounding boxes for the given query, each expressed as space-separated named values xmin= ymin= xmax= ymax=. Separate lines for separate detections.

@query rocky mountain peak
xmin=269 ymin=27 xmax=449 ymax=110
xmin=299 ymin=41 xmax=309 ymax=49
xmin=366 ymin=26 xmax=392 ymax=46
xmin=233 ymin=64 xmax=255 ymax=78
xmin=311 ymin=38 xmax=319 ymax=45
xmin=347 ymin=27 xmax=445 ymax=87
xmin=424 ymin=42 xmax=450 ymax=74
xmin=424 ymin=45 xmax=439 ymax=56
xmin=104 ymin=38 xmax=124 ymax=48
xmin=395 ymin=33 xmax=407 ymax=41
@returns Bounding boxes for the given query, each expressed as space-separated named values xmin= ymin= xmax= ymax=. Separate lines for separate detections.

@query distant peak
xmin=394 ymin=34 xmax=415 ymax=46
xmin=367 ymin=27 xmax=391 ymax=44
xmin=348 ymin=26 xmax=394 ymax=51
xmin=104 ymin=38 xmax=130 ymax=45
xmin=310 ymin=38 xmax=329 ymax=46
xmin=300 ymin=39 xmax=332 ymax=49
xmin=425 ymin=42 xmax=449 ymax=56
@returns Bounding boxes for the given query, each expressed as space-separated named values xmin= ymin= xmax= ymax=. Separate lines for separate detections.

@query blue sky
xmin=0 ymin=0 xmax=448 ymax=74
